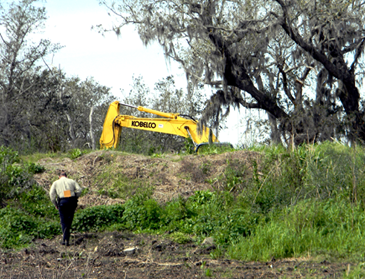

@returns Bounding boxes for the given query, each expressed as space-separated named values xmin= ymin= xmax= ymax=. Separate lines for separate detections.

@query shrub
xmin=73 ymin=204 xmax=125 ymax=232
xmin=0 ymin=207 xmax=59 ymax=248
xmin=0 ymin=146 xmax=38 ymax=204
xmin=0 ymin=146 xmax=20 ymax=167
xmin=169 ymin=232 xmax=192 ymax=244
xmin=123 ymin=197 xmax=162 ymax=230
xmin=163 ymin=197 xmax=190 ymax=223
xmin=18 ymin=185 xmax=58 ymax=219
xmin=184 ymin=137 xmax=195 ymax=154
xmin=25 ymin=162 xmax=45 ymax=174
xmin=68 ymin=148 xmax=83 ymax=159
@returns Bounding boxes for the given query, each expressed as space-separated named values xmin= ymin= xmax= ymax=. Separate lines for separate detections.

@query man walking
xmin=50 ymin=171 xmax=83 ymax=246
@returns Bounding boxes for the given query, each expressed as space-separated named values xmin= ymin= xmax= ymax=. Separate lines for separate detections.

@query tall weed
xmin=229 ymin=198 xmax=365 ymax=261
xmin=246 ymin=142 xmax=365 ymax=212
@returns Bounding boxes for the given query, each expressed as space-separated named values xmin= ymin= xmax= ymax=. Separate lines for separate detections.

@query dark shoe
xmin=61 ymin=241 xmax=69 ymax=246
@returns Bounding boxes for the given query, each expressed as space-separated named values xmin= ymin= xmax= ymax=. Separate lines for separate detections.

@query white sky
xmin=40 ymin=0 xmax=184 ymax=91
xmin=37 ymin=0 xmax=244 ymax=146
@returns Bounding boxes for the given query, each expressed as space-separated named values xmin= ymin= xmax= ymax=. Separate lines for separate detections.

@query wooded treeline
xmin=0 ymin=0 xmax=116 ymax=153
xmin=0 ymin=0 xmax=204 ymax=154
xmin=3 ymin=0 xmax=365 ymax=154
xmin=101 ymin=0 xmax=365 ymax=146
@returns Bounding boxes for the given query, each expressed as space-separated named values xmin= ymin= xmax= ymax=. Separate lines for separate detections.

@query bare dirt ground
xmin=0 ymin=231 xmax=351 ymax=278
xmin=0 ymin=151 xmax=355 ymax=278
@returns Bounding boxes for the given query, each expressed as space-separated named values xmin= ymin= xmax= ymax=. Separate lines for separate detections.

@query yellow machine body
xmin=100 ymin=101 xmax=218 ymax=151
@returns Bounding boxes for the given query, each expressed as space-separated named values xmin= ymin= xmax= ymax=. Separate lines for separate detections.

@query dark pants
xmin=58 ymin=197 xmax=78 ymax=244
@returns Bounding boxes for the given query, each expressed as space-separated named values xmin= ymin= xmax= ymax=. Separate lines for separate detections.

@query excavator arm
xmin=100 ymin=101 xmax=220 ymax=152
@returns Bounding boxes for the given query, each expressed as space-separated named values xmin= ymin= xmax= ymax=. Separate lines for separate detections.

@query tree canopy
xmin=0 ymin=0 xmax=116 ymax=152
xmin=100 ymin=0 xmax=365 ymax=145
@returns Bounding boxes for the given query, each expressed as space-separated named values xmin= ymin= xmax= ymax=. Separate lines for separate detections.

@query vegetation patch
xmin=94 ymin=165 xmax=150 ymax=199
xmin=3 ymin=142 xmax=365 ymax=278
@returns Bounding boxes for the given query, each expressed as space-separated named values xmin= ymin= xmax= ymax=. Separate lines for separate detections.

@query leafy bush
xmin=0 ymin=146 xmax=38 ymax=204
xmin=123 ymin=197 xmax=162 ymax=230
xmin=0 ymin=207 xmax=60 ymax=248
xmin=73 ymin=204 xmax=125 ymax=232
xmin=0 ymin=146 xmax=20 ymax=167
xmin=25 ymin=162 xmax=45 ymax=174
xmin=18 ymin=185 xmax=58 ymax=219
xmin=182 ymin=191 xmax=259 ymax=244
xmin=68 ymin=148 xmax=83 ymax=159
xmin=163 ymin=197 xmax=190 ymax=223
xmin=184 ymin=138 xmax=195 ymax=154
xmin=37 ymin=221 xmax=62 ymax=239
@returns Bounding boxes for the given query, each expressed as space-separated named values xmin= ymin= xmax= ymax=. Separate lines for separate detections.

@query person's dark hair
xmin=60 ymin=171 xmax=67 ymax=177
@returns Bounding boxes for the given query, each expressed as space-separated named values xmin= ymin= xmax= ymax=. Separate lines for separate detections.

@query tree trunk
xmin=268 ymin=112 xmax=281 ymax=145
xmin=89 ymin=106 xmax=95 ymax=150
xmin=66 ymin=113 xmax=75 ymax=148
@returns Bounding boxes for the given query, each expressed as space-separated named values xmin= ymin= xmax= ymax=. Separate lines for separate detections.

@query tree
xmin=16 ymin=68 xmax=68 ymax=152
xmin=0 ymin=0 xmax=116 ymax=153
xmin=27 ymin=68 xmax=115 ymax=152
xmin=150 ymin=75 xmax=206 ymax=152
xmin=100 ymin=0 xmax=365 ymax=145
xmin=0 ymin=0 xmax=60 ymax=150
xmin=61 ymin=76 xmax=115 ymax=150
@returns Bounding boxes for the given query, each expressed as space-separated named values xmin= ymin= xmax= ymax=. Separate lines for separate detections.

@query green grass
xmin=20 ymin=151 xmax=69 ymax=162
xmin=20 ymin=148 xmax=94 ymax=162
xmin=94 ymin=167 xmax=150 ymax=199
xmin=343 ymin=263 xmax=365 ymax=278
xmin=228 ymin=198 xmax=365 ymax=261
xmin=197 ymin=143 xmax=236 ymax=155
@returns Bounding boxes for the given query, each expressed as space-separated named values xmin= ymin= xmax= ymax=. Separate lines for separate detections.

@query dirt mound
xmin=34 ymin=150 xmax=261 ymax=206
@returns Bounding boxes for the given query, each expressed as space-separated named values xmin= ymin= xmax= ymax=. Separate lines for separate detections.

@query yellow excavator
xmin=100 ymin=101 xmax=231 ymax=152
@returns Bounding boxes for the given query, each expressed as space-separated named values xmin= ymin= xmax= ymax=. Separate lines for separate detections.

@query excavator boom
xmin=100 ymin=101 xmax=220 ymax=152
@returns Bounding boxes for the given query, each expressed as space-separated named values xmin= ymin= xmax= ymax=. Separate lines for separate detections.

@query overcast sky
xmin=37 ymin=0 xmax=244 ymax=146
xmin=39 ymin=0 xmax=186 ymax=93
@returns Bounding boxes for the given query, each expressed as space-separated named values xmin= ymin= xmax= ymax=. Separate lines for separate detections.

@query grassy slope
xmin=2 ymin=142 xmax=365 ymax=267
